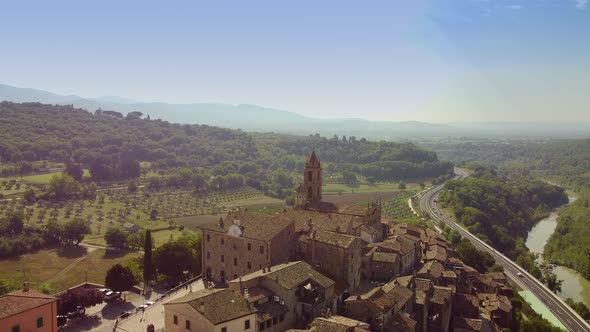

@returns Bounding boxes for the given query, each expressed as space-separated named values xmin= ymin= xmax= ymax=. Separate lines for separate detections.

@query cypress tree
xmin=143 ymin=230 xmax=153 ymax=284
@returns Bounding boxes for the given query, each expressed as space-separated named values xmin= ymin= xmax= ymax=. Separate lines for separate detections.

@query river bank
xmin=525 ymin=196 xmax=590 ymax=306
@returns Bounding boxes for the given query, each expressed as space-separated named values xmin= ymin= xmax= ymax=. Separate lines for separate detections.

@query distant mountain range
xmin=1 ymin=83 xmax=588 ymax=139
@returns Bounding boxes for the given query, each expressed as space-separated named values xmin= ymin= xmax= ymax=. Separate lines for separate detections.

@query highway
xmin=419 ymin=168 xmax=590 ymax=332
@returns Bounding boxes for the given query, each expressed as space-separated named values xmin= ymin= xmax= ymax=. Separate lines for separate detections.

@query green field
xmin=0 ymin=247 xmax=140 ymax=293
xmin=151 ymin=229 xmax=186 ymax=247
xmin=323 ymin=182 xmax=421 ymax=195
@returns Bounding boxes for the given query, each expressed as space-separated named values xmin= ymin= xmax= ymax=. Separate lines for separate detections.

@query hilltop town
xmin=164 ymin=151 xmax=513 ymax=332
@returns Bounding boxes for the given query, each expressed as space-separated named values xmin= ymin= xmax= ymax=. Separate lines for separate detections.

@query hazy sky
xmin=2 ymin=1 xmax=589 ymax=123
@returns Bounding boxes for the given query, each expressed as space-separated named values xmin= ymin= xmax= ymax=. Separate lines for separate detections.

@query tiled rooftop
xmin=165 ymin=288 xmax=256 ymax=325
xmin=232 ymin=261 xmax=335 ymax=290
xmin=298 ymin=230 xmax=358 ymax=249
xmin=0 ymin=290 xmax=56 ymax=320
xmin=199 ymin=211 xmax=294 ymax=241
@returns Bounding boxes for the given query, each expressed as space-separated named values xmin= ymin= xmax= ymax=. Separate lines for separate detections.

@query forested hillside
xmin=0 ymin=102 xmax=452 ymax=197
xmin=439 ymin=167 xmax=567 ymax=275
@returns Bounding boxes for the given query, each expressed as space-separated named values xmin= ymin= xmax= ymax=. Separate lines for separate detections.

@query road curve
xmin=419 ymin=168 xmax=590 ymax=332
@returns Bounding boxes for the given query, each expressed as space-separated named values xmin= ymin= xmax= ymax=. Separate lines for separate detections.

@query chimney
xmin=268 ymin=265 xmax=272 ymax=272
xmin=244 ymin=288 xmax=249 ymax=299
xmin=219 ymin=217 xmax=224 ymax=228
xmin=199 ymin=301 xmax=205 ymax=312
xmin=23 ymin=281 xmax=29 ymax=292
xmin=262 ymin=267 xmax=266 ymax=273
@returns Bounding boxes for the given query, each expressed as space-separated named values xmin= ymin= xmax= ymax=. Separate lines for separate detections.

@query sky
xmin=1 ymin=0 xmax=589 ymax=123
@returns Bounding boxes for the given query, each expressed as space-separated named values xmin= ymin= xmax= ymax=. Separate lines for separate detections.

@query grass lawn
xmin=0 ymin=247 xmax=140 ymax=293
xmin=323 ymin=182 xmax=421 ymax=195
xmin=151 ymin=229 xmax=186 ymax=247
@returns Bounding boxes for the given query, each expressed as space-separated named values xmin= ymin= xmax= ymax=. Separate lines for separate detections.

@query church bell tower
xmin=303 ymin=149 xmax=322 ymax=203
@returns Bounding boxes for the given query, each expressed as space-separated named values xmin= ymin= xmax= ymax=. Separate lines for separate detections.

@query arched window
xmin=307 ymin=171 xmax=313 ymax=182
xmin=308 ymin=186 xmax=313 ymax=199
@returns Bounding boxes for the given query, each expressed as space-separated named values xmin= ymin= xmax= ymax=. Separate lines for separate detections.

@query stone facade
xmin=296 ymin=229 xmax=363 ymax=291
xmin=200 ymin=213 xmax=295 ymax=284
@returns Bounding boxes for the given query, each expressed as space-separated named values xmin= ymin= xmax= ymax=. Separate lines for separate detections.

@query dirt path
xmin=46 ymin=247 xmax=96 ymax=284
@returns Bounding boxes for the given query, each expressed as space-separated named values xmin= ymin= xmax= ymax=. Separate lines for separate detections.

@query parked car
xmin=119 ymin=311 xmax=131 ymax=319
xmin=57 ymin=315 xmax=68 ymax=327
xmin=104 ymin=291 xmax=121 ymax=301
xmin=67 ymin=306 xmax=85 ymax=318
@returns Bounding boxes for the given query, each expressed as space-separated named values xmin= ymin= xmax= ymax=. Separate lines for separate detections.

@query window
xmin=206 ymin=252 xmax=210 ymax=259
xmin=206 ymin=234 xmax=210 ymax=242
xmin=308 ymin=171 xmax=312 ymax=181
xmin=266 ymin=320 xmax=272 ymax=328
xmin=245 ymin=319 xmax=251 ymax=329
xmin=11 ymin=326 xmax=20 ymax=332
xmin=221 ymin=238 xmax=224 ymax=245
xmin=280 ymin=314 xmax=285 ymax=322
xmin=259 ymin=322 xmax=265 ymax=331
xmin=221 ymin=328 xmax=227 ymax=332
xmin=221 ymin=255 xmax=224 ymax=262
xmin=234 ymin=257 xmax=237 ymax=266
xmin=248 ymin=243 xmax=251 ymax=251
xmin=36 ymin=317 xmax=44 ymax=328
xmin=248 ymin=261 xmax=251 ymax=269
xmin=185 ymin=320 xmax=191 ymax=330
xmin=260 ymin=246 xmax=264 ymax=254
xmin=273 ymin=317 xmax=278 ymax=325
xmin=173 ymin=315 xmax=178 ymax=325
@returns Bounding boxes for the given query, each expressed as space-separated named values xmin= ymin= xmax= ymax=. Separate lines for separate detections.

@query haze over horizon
xmin=2 ymin=1 xmax=589 ymax=123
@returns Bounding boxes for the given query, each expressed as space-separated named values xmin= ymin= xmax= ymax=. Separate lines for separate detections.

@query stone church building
xmin=199 ymin=150 xmax=386 ymax=292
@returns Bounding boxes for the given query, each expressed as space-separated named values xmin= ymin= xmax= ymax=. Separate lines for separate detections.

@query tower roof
xmin=308 ymin=149 xmax=319 ymax=165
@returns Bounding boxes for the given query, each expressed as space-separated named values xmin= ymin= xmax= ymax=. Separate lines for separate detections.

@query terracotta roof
xmin=372 ymin=251 xmax=399 ymax=263
xmin=308 ymin=150 xmax=320 ymax=165
xmin=386 ymin=312 xmax=417 ymax=332
xmin=350 ymin=280 xmax=413 ymax=313
xmin=304 ymin=201 xmax=340 ymax=213
xmin=414 ymin=278 xmax=432 ymax=305
xmin=454 ymin=293 xmax=480 ymax=315
xmin=235 ymin=261 xmax=335 ymax=290
xmin=417 ymin=261 xmax=444 ymax=280
xmin=199 ymin=211 xmax=294 ymax=241
xmin=312 ymin=316 xmax=370 ymax=332
xmin=298 ymin=230 xmax=358 ymax=249
xmin=478 ymin=293 xmax=512 ymax=313
xmin=257 ymin=300 xmax=288 ymax=322
xmin=244 ymin=286 xmax=272 ymax=303
xmin=426 ymin=246 xmax=447 ymax=262
xmin=0 ymin=290 xmax=56 ymax=320
xmin=395 ymin=275 xmax=414 ymax=288
xmin=430 ymin=286 xmax=453 ymax=305
xmin=454 ymin=317 xmax=483 ymax=331
xmin=164 ymin=288 xmax=256 ymax=325
xmin=484 ymin=272 xmax=507 ymax=284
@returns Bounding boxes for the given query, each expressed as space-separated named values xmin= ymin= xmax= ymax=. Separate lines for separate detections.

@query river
xmin=525 ymin=196 xmax=590 ymax=306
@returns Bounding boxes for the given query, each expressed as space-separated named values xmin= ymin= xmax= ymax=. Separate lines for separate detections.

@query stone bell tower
xmin=303 ymin=149 xmax=322 ymax=203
